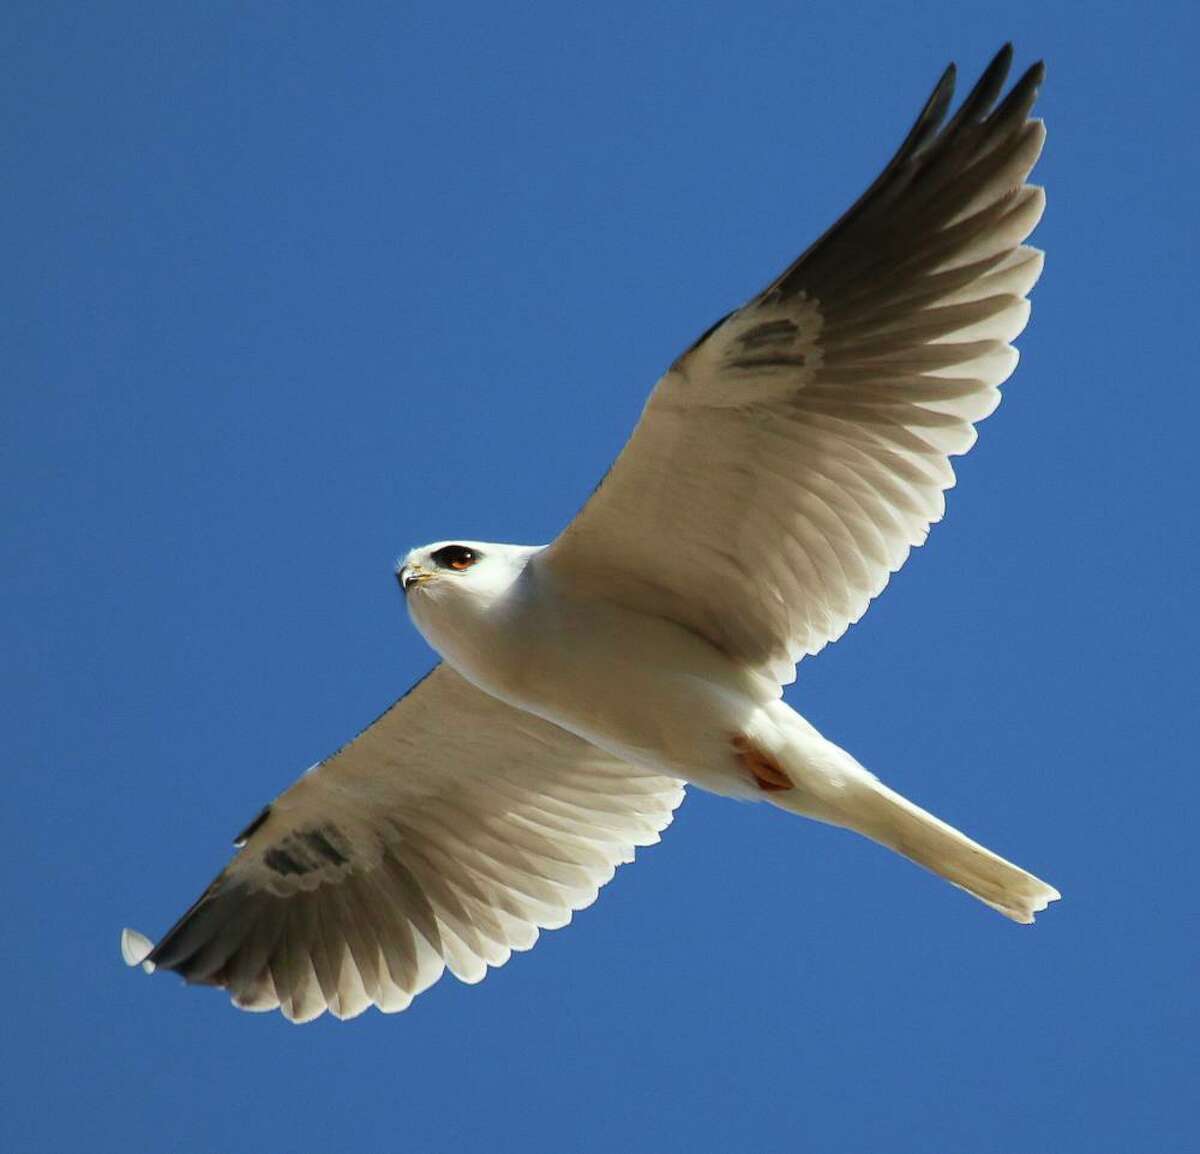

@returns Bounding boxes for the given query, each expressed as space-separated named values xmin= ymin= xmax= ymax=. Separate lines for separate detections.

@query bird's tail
xmin=835 ymin=778 xmax=1060 ymax=923
xmin=758 ymin=724 xmax=1059 ymax=923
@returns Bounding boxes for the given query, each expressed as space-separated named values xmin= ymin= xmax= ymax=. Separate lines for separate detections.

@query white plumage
xmin=123 ymin=46 xmax=1059 ymax=1022
xmin=123 ymin=665 xmax=682 ymax=1022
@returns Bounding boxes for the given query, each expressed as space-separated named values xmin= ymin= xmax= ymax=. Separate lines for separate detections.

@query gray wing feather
xmin=122 ymin=665 xmax=684 ymax=1022
xmin=544 ymin=46 xmax=1047 ymax=684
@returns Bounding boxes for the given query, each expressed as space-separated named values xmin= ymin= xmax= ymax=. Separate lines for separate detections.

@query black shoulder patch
xmin=301 ymin=827 xmax=350 ymax=867
xmin=737 ymin=318 xmax=799 ymax=350
xmin=261 ymin=822 xmax=354 ymax=878
xmin=263 ymin=846 xmax=311 ymax=876
xmin=233 ymin=805 xmax=272 ymax=847
xmin=673 ymin=309 xmax=734 ymax=368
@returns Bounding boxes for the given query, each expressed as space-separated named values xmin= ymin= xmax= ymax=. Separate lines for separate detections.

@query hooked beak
xmin=398 ymin=565 xmax=431 ymax=593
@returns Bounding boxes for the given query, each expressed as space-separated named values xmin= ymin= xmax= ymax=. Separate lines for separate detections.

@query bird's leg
xmin=731 ymin=733 xmax=794 ymax=793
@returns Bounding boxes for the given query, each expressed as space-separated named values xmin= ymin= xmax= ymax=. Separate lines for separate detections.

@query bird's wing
xmin=541 ymin=46 xmax=1045 ymax=685
xmin=121 ymin=664 xmax=684 ymax=1023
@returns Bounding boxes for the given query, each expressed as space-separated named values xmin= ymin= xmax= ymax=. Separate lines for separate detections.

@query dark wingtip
xmin=1020 ymin=58 xmax=1047 ymax=93
xmin=991 ymin=57 xmax=1047 ymax=124
xmin=960 ymin=44 xmax=1015 ymax=121
xmin=928 ymin=61 xmax=957 ymax=120
xmin=900 ymin=59 xmax=957 ymax=162
xmin=988 ymin=43 xmax=1015 ymax=82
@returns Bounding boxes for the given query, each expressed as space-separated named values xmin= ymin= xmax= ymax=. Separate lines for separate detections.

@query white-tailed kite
xmin=123 ymin=45 xmax=1059 ymax=1022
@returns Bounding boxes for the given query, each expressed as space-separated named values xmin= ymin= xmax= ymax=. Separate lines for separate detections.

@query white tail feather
xmin=761 ymin=727 xmax=1060 ymax=923
xmin=752 ymin=704 xmax=1059 ymax=923
xmin=842 ymin=780 xmax=1059 ymax=923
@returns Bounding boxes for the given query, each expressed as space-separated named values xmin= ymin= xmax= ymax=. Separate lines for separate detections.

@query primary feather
xmin=545 ymin=46 xmax=1046 ymax=685
xmin=124 ymin=666 xmax=682 ymax=1022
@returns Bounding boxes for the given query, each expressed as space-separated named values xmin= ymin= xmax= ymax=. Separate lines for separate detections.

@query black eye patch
xmin=431 ymin=545 xmax=479 ymax=571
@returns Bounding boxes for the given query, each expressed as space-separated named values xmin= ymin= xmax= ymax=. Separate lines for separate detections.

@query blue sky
xmin=3 ymin=2 xmax=1196 ymax=1151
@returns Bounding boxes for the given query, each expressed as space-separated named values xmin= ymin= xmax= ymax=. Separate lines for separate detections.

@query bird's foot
xmin=731 ymin=734 xmax=794 ymax=792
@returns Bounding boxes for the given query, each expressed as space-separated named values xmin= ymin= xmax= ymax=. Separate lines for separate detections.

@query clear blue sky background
xmin=3 ymin=3 xmax=1196 ymax=1151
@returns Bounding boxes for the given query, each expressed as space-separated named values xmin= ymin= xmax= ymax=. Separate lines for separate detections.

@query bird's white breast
xmin=407 ymin=553 xmax=778 ymax=782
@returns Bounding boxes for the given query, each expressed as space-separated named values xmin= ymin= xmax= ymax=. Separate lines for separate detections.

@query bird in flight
xmin=123 ymin=45 xmax=1059 ymax=1022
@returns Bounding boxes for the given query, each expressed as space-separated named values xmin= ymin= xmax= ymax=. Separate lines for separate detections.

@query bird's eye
xmin=431 ymin=545 xmax=479 ymax=572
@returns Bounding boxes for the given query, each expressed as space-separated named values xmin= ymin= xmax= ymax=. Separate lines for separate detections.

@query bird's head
xmin=397 ymin=540 xmax=537 ymax=618
xmin=397 ymin=539 xmax=544 ymax=687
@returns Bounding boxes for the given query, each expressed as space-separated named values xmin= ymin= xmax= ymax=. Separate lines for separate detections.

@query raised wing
xmin=121 ymin=664 xmax=684 ymax=1022
xmin=542 ymin=46 xmax=1045 ymax=685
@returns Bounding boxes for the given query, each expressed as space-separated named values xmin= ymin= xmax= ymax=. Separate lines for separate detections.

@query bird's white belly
xmin=412 ymin=575 xmax=780 ymax=797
